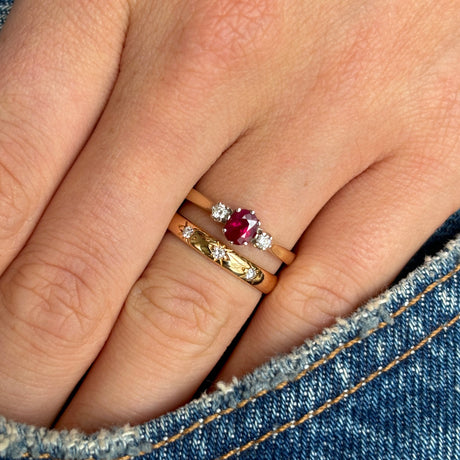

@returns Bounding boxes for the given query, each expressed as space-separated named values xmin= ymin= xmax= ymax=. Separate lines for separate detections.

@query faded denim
xmin=1 ymin=3 xmax=460 ymax=459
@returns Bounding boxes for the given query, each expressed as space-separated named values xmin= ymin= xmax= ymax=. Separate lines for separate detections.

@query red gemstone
xmin=223 ymin=209 xmax=260 ymax=245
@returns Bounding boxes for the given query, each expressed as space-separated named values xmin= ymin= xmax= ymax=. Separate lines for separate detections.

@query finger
xmin=218 ymin=151 xmax=459 ymax=380
xmin=0 ymin=0 xmax=129 ymax=271
xmin=56 ymin=230 xmax=261 ymax=431
xmin=0 ymin=2 xmax=266 ymax=425
xmin=54 ymin=93 xmax=393 ymax=431
xmin=53 ymin=0 xmax=451 ymax=430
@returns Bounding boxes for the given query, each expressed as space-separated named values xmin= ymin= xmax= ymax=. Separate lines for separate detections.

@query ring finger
xmin=55 ymin=106 xmax=388 ymax=431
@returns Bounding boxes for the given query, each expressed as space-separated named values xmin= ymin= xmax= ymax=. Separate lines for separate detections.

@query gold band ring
xmin=185 ymin=189 xmax=295 ymax=265
xmin=168 ymin=213 xmax=278 ymax=294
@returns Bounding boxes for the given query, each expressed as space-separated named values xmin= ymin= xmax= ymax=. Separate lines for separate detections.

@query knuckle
xmin=126 ymin=268 xmax=230 ymax=354
xmin=3 ymin=247 xmax=103 ymax=348
xmin=61 ymin=0 xmax=130 ymax=39
xmin=179 ymin=0 xmax=281 ymax=72
xmin=315 ymin=7 xmax=387 ymax=101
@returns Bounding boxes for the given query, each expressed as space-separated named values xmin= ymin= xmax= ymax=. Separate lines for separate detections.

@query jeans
xmin=1 ymin=3 xmax=460 ymax=459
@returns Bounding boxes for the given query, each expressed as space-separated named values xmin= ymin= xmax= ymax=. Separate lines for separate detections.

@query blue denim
xmin=1 ymin=3 xmax=460 ymax=459
xmin=0 ymin=0 xmax=11 ymax=28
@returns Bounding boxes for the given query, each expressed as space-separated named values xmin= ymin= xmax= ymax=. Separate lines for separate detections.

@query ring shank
xmin=168 ymin=213 xmax=278 ymax=294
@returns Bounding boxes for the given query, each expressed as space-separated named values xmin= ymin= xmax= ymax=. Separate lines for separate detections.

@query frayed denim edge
xmin=0 ymin=422 xmax=151 ymax=460
xmin=1 ymin=233 xmax=459 ymax=460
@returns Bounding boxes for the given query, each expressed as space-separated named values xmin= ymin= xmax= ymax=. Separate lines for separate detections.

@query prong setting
xmin=211 ymin=202 xmax=233 ymax=223
xmin=181 ymin=225 xmax=194 ymax=239
xmin=253 ymin=229 xmax=273 ymax=250
xmin=245 ymin=267 xmax=257 ymax=281
xmin=210 ymin=245 xmax=227 ymax=262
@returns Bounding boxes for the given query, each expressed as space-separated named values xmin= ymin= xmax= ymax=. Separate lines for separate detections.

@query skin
xmin=0 ymin=0 xmax=458 ymax=432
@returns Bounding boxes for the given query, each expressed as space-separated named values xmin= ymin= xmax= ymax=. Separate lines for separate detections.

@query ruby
xmin=223 ymin=209 xmax=260 ymax=245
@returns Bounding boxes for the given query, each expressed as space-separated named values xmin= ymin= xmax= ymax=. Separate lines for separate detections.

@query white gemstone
xmin=253 ymin=230 xmax=272 ymax=250
xmin=182 ymin=226 xmax=194 ymax=239
xmin=211 ymin=245 xmax=227 ymax=261
xmin=211 ymin=202 xmax=232 ymax=223
xmin=245 ymin=268 xmax=257 ymax=281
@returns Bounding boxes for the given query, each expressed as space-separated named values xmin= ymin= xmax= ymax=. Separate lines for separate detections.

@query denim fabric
xmin=1 ymin=3 xmax=460 ymax=459
xmin=0 ymin=0 xmax=11 ymax=28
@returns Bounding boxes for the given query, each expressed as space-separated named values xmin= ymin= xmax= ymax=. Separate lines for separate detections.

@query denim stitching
xmin=218 ymin=312 xmax=460 ymax=460
xmin=146 ymin=263 xmax=460 ymax=450
xmin=18 ymin=262 xmax=460 ymax=460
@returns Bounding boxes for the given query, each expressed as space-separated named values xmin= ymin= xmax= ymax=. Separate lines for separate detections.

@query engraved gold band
xmin=168 ymin=213 xmax=278 ymax=294
xmin=185 ymin=189 xmax=295 ymax=265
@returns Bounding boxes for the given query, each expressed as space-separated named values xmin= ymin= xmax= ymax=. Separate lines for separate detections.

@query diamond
xmin=211 ymin=202 xmax=232 ymax=223
xmin=245 ymin=267 xmax=257 ymax=281
xmin=182 ymin=225 xmax=194 ymax=239
xmin=210 ymin=244 xmax=227 ymax=261
xmin=253 ymin=230 xmax=272 ymax=250
xmin=223 ymin=209 xmax=260 ymax=245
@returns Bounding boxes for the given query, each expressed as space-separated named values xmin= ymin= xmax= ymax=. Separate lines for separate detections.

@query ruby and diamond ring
xmin=186 ymin=189 xmax=296 ymax=265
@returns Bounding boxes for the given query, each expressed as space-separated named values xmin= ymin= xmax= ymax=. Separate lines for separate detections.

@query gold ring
xmin=168 ymin=213 xmax=278 ymax=294
xmin=185 ymin=189 xmax=295 ymax=265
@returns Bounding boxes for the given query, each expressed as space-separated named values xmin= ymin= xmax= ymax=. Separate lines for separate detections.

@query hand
xmin=0 ymin=0 xmax=458 ymax=432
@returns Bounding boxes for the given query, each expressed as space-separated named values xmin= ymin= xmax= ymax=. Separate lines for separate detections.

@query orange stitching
xmin=148 ymin=262 xmax=460 ymax=451
xmin=218 ymin=312 xmax=460 ymax=460
xmin=17 ymin=262 xmax=460 ymax=460
xmin=21 ymin=455 xmax=51 ymax=459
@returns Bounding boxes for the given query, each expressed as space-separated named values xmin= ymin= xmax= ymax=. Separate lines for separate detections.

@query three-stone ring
xmin=186 ymin=189 xmax=296 ymax=265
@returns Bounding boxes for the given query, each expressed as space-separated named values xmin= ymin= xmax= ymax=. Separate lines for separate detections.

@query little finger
xmin=219 ymin=152 xmax=460 ymax=379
